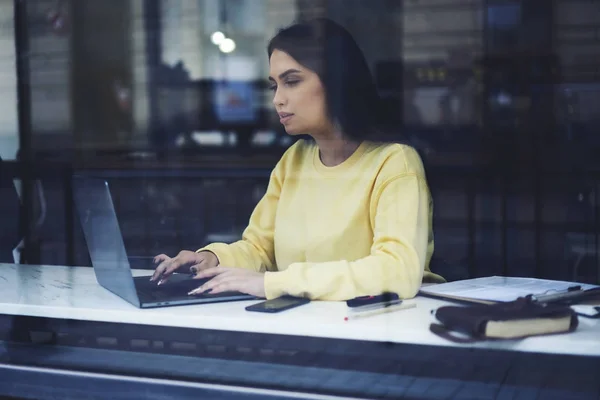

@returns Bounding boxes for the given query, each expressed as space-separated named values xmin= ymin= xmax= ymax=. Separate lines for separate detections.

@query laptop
xmin=72 ymin=176 xmax=256 ymax=308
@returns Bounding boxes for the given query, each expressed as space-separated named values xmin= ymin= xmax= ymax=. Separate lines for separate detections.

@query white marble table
xmin=0 ymin=263 xmax=599 ymax=357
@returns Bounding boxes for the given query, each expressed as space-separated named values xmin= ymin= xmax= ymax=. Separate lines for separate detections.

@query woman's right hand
xmin=150 ymin=250 xmax=219 ymax=285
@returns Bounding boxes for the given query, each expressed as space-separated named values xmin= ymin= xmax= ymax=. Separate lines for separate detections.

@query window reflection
xmin=2 ymin=1 xmax=599 ymax=398
xmin=0 ymin=0 xmax=594 ymax=283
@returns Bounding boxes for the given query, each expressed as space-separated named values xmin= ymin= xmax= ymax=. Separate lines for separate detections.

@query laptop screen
xmin=72 ymin=176 xmax=140 ymax=307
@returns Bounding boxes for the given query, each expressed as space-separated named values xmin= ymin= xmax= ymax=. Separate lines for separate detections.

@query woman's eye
xmin=268 ymin=80 xmax=299 ymax=92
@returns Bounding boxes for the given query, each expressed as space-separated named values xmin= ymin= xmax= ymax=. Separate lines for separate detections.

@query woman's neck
xmin=314 ymin=137 xmax=361 ymax=167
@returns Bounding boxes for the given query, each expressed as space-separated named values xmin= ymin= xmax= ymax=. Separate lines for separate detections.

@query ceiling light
xmin=219 ymin=38 xmax=236 ymax=53
xmin=211 ymin=31 xmax=225 ymax=45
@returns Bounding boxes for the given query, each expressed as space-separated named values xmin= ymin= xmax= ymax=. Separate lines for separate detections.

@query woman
xmin=151 ymin=18 xmax=445 ymax=301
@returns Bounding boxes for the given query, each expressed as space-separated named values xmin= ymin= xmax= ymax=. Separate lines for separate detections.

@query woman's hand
xmin=150 ymin=250 xmax=219 ymax=285
xmin=189 ymin=267 xmax=266 ymax=298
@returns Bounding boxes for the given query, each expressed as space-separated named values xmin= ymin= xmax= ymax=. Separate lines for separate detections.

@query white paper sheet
xmin=420 ymin=276 xmax=599 ymax=303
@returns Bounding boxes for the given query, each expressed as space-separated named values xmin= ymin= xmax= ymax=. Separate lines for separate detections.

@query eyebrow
xmin=268 ymin=68 xmax=302 ymax=81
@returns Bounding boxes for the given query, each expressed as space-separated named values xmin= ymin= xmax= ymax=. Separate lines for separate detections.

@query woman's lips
xmin=279 ymin=113 xmax=294 ymax=124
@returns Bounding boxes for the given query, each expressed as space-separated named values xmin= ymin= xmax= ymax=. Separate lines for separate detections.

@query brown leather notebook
xmin=430 ymin=297 xmax=579 ymax=343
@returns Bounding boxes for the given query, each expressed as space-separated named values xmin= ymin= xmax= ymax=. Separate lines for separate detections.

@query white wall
xmin=160 ymin=0 xmax=205 ymax=78
xmin=157 ymin=0 xmax=297 ymax=79
xmin=0 ymin=0 xmax=18 ymax=160
xmin=131 ymin=0 xmax=150 ymax=140
xmin=156 ymin=0 xmax=296 ymax=114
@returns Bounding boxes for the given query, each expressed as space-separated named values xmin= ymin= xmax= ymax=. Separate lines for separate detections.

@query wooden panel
xmin=555 ymin=0 xmax=600 ymax=27
xmin=403 ymin=0 xmax=483 ymax=62
xmin=404 ymin=8 xmax=483 ymax=34
xmin=554 ymin=0 xmax=600 ymax=69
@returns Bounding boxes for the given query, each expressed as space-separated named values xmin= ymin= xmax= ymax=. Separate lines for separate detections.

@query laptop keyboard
xmin=134 ymin=276 xmax=210 ymax=302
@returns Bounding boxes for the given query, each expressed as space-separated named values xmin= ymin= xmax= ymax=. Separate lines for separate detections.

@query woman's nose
xmin=272 ymin=88 xmax=285 ymax=107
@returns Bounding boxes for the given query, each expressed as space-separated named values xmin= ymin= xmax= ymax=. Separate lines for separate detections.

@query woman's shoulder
xmin=273 ymin=139 xmax=314 ymax=175
xmin=280 ymin=138 xmax=314 ymax=163
xmin=363 ymin=141 xmax=426 ymax=177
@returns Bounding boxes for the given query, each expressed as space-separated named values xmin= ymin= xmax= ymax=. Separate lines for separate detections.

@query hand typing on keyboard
xmin=150 ymin=250 xmax=219 ymax=285
xmin=188 ymin=267 xmax=266 ymax=298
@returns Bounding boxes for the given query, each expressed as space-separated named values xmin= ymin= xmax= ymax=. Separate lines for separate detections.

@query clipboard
xmin=419 ymin=276 xmax=600 ymax=305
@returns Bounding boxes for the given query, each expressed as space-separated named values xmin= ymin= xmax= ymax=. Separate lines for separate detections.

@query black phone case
xmin=245 ymin=297 xmax=310 ymax=313
xmin=346 ymin=292 xmax=399 ymax=308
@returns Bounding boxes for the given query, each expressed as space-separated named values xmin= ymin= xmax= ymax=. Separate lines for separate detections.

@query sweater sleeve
xmin=197 ymin=164 xmax=283 ymax=273
xmin=263 ymin=173 xmax=430 ymax=300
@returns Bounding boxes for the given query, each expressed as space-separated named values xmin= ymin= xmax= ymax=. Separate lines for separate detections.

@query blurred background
xmin=1 ymin=0 xmax=599 ymax=284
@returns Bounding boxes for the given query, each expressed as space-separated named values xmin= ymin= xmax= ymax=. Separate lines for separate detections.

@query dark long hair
xmin=267 ymin=18 xmax=398 ymax=142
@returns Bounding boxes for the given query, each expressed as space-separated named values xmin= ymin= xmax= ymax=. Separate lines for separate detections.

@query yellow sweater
xmin=199 ymin=139 xmax=445 ymax=301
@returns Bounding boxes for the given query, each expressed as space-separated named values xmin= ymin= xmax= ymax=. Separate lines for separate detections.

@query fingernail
xmin=188 ymin=286 xmax=208 ymax=295
xmin=158 ymin=279 xmax=164 ymax=286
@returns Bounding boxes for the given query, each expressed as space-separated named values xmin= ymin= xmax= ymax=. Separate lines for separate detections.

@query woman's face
xmin=268 ymin=49 xmax=331 ymax=136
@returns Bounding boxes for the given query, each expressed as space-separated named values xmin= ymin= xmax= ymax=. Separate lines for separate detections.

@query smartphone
xmin=245 ymin=296 xmax=310 ymax=313
xmin=346 ymin=292 xmax=400 ymax=308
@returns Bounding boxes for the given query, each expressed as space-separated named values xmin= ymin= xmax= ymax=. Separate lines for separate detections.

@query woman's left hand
xmin=188 ymin=267 xmax=266 ymax=298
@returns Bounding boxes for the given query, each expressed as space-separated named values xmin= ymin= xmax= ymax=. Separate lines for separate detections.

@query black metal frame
xmin=143 ymin=0 xmax=163 ymax=151
xmin=13 ymin=0 xmax=33 ymax=264
xmin=4 ymin=155 xmax=599 ymax=284
xmin=1 ymin=314 xmax=599 ymax=399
